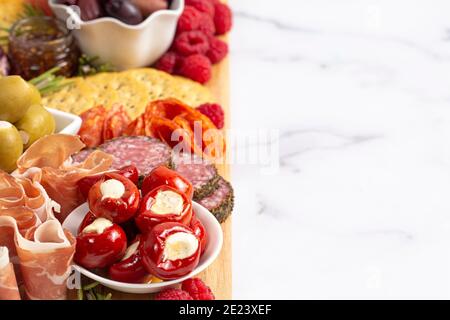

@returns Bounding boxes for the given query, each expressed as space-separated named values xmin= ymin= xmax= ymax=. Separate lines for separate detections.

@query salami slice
xmin=98 ymin=136 xmax=172 ymax=176
xmin=172 ymin=153 xmax=220 ymax=200
xmin=198 ymin=177 xmax=234 ymax=223
xmin=71 ymin=148 xmax=94 ymax=164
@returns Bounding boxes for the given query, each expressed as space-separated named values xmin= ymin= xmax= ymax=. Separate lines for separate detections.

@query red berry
xmin=177 ymin=5 xmax=203 ymax=34
xmin=174 ymin=31 xmax=210 ymax=56
xmin=206 ymin=36 xmax=228 ymax=64
xmin=185 ymin=0 xmax=215 ymax=18
xmin=198 ymin=14 xmax=216 ymax=36
xmin=154 ymin=288 xmax=193 ymax=300
xmin=178 ymin=54 xmax=212 ymax=84
xmin=182 ymin=278 xmax=215 ymax=300
xmin=197 ymin=103 xmax=224 ymax=129
xmin=155 ymin=51 xmax=179 ymax=74
xmin=214 ymin=3 xmax=232 ymax=35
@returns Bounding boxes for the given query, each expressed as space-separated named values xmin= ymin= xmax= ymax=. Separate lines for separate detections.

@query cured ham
xmin=0 ymin=217 xmax=75 ymax=300
xmin=16 ymin=134 xmax=113 ymax=222
xmin=0 ymin=171 xmax=55 ymax=224
xmin=0 ymin=247 xmax=20 ymax=300
xmin=0 ymin=170 xmax=59 ymax=282
xmin=0 ymin=172 xmax=75 ymax=300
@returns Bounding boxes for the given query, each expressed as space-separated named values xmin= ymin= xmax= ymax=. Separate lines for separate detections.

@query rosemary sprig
xmin=82 ymin=281 xmax=100 ymax=291
xmin=77 ymin=54 xmax=115 ymax=77
xmin=77 ymin=281 xmax=113 ymax=301
xmin=77 ymin=288 xmax=83 ymax=300
xmin=18 ymin=4 xmax=45 ymax=19
xmin=29 ymin=67 xmax=73 ymax=96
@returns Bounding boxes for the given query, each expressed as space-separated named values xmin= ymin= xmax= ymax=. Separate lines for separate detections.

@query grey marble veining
xmin=229 ymin=0 xmax=450 ymax=299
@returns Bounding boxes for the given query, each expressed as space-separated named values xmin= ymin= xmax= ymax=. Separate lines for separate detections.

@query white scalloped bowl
xmin=47 ymin=107 xmax=82 ymax=134
xmin=48 ymin=0 xmax=184 ymax=70
xmin=63 ymin=202 xmax=223 ymax=294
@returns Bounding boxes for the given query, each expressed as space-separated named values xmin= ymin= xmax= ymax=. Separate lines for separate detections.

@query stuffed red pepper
xmin=108 ymin=235 xmax=149 ymax=283
xmin=88 ymin=172 xmax=140 ymax=224
xmin=75 ymin=217 xmax=127 ymax=269
xmin=190 ymin=213 xmax=207 ymax=254
xmin=78 ymin=165 xmax=139 ymax=199
xmin=135 ymin=185 xmax=193 ymax=233
xmin=140 ymin=222 xmax=201 ymax=280
xmin=141 ymin=166 xmax=193 ymax=199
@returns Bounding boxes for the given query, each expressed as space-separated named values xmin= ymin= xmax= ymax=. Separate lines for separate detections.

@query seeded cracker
xmin=42 ymin=69 xmax=215 ymax=119
xmin=0 ymin=0 xmax=24 ymax=28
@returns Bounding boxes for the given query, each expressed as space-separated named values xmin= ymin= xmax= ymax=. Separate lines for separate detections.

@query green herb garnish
xmin=77 ymin=54 xmax=115 ymax=77
xmin=29 ymin=66 xmax=73 ymax=95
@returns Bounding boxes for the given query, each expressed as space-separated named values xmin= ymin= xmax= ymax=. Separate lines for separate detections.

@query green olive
xmin=0 ymin=76 xmax=42 ymax=123
xmin=0 ymin=121 xmax=23 ymax=173
xmin=15 ymin=104 xmax=55 ymax=149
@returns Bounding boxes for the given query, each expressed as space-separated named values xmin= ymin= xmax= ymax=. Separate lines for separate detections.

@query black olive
xmin=56 ymin=0 xmax=78 ymax=5
xmin=104 ymin=0 xmax=144 ymax=25
xmin=77 ymin=0 xmax=103 ymax=21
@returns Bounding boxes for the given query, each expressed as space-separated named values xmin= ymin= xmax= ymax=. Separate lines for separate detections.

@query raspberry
xmin=155 ymin=51 xmax=179 ymax=74
xmin=198 ymin=14 xmax=216 ymax=36
xmin=214 ymin=3 xmax=232 ymax=35
xmin=197 ymin=103 xmax=224 ymax=129
xmin=182 ymin=278 xmax=215 ymax=300
xmin=178 ymin=54 xmax=212 ymax=84
xmin=174 ymin=31 xmax=210 ymax=56
xmin=206 ymin=36 xmax=228 ymax=64
xmin=185 ymin=0 xmax=215 ymax=18
xmin=154 ymin=288 xmax=193 ymax=300
xmin=177 ymin=5 xmax=203 ymax=34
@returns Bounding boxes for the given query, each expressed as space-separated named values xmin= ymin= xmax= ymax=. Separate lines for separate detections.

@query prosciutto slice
xmin=16 ymin=134 xmax=113 ymax=222
xmin=0 ymin=173 xmax=76 ymax=300
xmin=0 ymin=247 xmax=20 ymax=300
xmin=0 ymin=171 xmax=58 ymax=281
xmin=0 ymin=171 xmax=55 ymax=225
xmin=0 ymin=217 xmax=75 ymax=300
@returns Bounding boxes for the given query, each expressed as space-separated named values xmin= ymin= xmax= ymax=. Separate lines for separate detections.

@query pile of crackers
xmin=43 ymin=69 xmax=214 ymax=119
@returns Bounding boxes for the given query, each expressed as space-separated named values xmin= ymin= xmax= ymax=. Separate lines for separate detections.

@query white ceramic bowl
xmin=47 ymin=107 xmax=82 ymax=135
xmin=63 ymin=201 xmax=223 ymax=294
xmin=48 ymin=0 xmax=184 ymax=70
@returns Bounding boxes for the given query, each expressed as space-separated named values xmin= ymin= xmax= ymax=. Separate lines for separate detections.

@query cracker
xmin=43 ymin=68 xmax=215 ymax=118
xmin=0 ymin=0 xmax=24 ymax=29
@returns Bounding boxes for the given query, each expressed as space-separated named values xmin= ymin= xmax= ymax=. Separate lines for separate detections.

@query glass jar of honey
xmin=8 ymin=16 xmax=79 ymax=80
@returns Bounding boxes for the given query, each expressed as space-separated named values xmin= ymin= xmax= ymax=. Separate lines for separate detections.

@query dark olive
xmin=56 ymin=0 xmax=78 ymax=4
xmin=77 ymin=0 xmax=103 ymax=21
xmin=104 ymin=0 xmax=143 ymax=25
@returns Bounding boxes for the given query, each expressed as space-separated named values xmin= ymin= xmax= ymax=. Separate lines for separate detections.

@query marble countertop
xmin=229 ymin=0 xmax=450 ymax=299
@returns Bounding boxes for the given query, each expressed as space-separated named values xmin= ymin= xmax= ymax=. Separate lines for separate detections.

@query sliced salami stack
xmin=172 ymin=153 xmax=220 ymax=200
xmin=172 ymin=152 xmax=234 ymax=223
xmin=72 ymin=136 xmax=172 ymax=177
xmin=197 ymin=177 xmax=234 ymax=223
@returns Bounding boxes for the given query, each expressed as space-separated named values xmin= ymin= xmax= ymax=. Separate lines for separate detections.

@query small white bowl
xmin=47 ymin=107 xmax=82 ymax=135
xmin=48 ymin=0 xmax=184 ymax=70
xmin=63 ymin=201 xmax=223 ymax=294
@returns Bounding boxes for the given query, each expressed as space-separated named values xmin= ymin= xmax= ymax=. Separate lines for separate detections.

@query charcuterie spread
xmin=0 ymin=0 xmax=233 ymax=300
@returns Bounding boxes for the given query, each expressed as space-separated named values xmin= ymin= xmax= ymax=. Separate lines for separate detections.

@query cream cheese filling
xmin=82 ymin=218 xmax=113 ymax=234
xmin=100 ymin=179 xmax=125 ymax=200
xmin=151 ymin=190 xmax=184 ymax=215
xmin=163 ymin=232 xmax=198 ymax=261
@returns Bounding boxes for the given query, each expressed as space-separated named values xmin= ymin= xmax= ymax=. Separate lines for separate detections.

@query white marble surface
xmin=229 ymin=0 xmax=450 ymax=299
